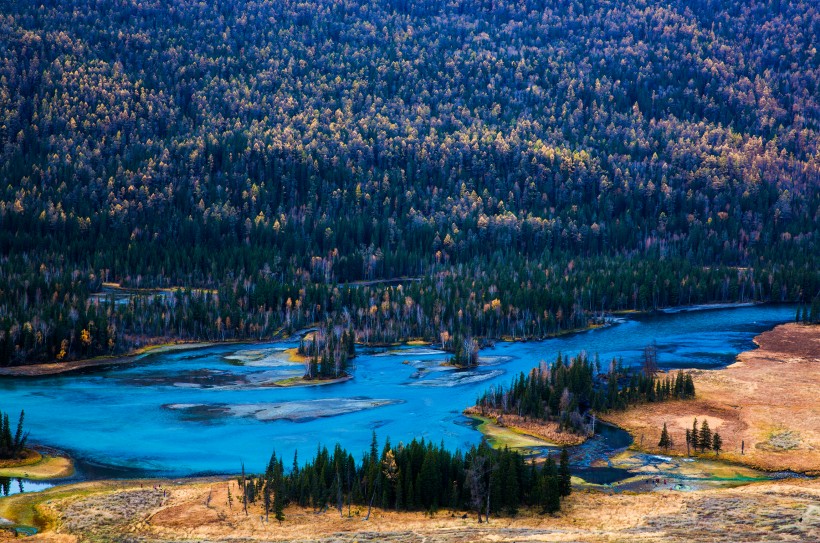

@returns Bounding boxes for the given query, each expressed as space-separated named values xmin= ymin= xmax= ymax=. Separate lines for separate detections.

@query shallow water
xmin=0 ymin=305 xmax=797 ymax=477
xmin=0 ymin=477 xmax=54 ymax=496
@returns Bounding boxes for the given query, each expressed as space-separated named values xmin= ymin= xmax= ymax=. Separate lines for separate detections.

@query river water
xmin=0 ymin=304 xmax=797 ymax=483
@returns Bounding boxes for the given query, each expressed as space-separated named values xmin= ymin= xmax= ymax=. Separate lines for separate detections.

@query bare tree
xmin=465 ymin=453 xmax=495 ymax=523
xmin=241 ymin=462 xmax=248 ymax=516
xmin=643 ymin=342 xmax=658 ymax=377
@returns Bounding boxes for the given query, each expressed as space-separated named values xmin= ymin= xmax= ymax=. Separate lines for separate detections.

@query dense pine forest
xmin=1 ymin=0 xmax=819 ymax=365
xmin=241 ymin=436 xmax=572 ymax=521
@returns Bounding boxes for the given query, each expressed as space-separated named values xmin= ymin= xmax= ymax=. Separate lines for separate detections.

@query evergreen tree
xmin=558 ymin=448 xmax=572 ymax=497
xmin=691 ymin=418 xmax=700 ymax=451
xmin=1 ymin=414 xmax=11 ymax=457
xmin=712 ymin=433 xmax=723 ymax=456
xmin=541 ymin=455 xmax=561 ymax=514
xmin=699 ymin=420 xmax=712 ymax=452
xmin=658 ymin=423 xmax=671 ymax=450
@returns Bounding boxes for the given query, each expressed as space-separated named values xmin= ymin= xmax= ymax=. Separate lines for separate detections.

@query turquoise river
xmin=0 ymin=304 xmax=800 ymax=494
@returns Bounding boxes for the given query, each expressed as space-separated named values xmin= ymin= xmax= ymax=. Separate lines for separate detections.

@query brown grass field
xmin=1 ymin=476 xmax=818 ymax=543
xmin=601 ymin=323 xmax=820 ymax=474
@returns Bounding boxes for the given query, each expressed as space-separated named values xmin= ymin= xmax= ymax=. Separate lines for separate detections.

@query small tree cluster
xmin=796 ymin=298 xmax=820 ymax=324
xmin=298 ymin=322 xmax=356 ymax=380
xmin=448 ymin=334 xmax=480 ymax=367
xmin=0 ymin=410 xmax=27 ymax=460
xmin=685 ymin=418 xmax=723 ymax=456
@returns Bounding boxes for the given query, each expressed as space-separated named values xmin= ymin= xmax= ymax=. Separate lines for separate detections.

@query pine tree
xmin=658 ymin=423 xmax=671 ymax=450
xmin=712 ymin=432 xmax=722 ymax=456
xmin=1 ymin=414 xmax=11 ymax=457
xmin=691 ymin=418 xmax=700 ymax=452
xmin=558 ymin=448 xmax=571 ymax=497
xmin=684 ymin=374 xmax=696 ymax=398
xmin=699 ymin=420 xmax=712 ymax=452
xmin=12 ymin=410 xmax=24 ymax=456
xmin=541 ymin=455 xmax=560 ymax=514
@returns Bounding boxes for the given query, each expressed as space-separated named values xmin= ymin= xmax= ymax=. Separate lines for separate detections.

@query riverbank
xmin=0 ymin=342 xmax=228 ymax=377
xmin=0 ymin=451 xmax=73 ymax=480
xmin=463 ymin=410 xmax=587 ymax=447
xmin=600 ymin=322 xmax=820 ymax=475
xmin=1 ymin=475 xmax=817 ymax=542
xmin=0 ymin=301 xmax=766 ymax=379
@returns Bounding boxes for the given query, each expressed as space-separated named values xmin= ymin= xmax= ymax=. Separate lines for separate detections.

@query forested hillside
xmin=1 ymin=0 xmax=818 ymax=365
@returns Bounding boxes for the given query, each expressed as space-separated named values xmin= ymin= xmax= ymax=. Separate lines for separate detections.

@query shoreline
xmin=0 ymin=449 xmax=74 ymax=480
xmin=270 ymin=374 xmax=354 ymax=387
xmin=0 ymin=300 xmax=769 ymax=378
xmin=466 ymin=320 xmax=819 ymax=479
xmin=464 ymin=411 xmax=588 ymax=448
xmin=0 ymin=317 xmax=816 ymax=541
xmin=0 ymin=341 xmax=240 ymax=378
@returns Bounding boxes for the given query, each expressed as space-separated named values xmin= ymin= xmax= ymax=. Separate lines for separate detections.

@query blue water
xmin=0 ymin=305 xmax=796 ymax=477
xmin=0 ymin=478 xmax=54 ymax=497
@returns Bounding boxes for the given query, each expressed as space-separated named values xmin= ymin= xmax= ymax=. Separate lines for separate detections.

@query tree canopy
xmin=1 ymin=0 xmax=818 ymax=365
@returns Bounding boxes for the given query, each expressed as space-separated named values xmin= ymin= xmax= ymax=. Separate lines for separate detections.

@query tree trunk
xmin=364 ymin=478 xmax=379 ymax=521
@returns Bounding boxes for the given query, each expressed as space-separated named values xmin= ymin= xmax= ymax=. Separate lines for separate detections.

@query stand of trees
xmin=684 ymin=418 xmax=723 ymax=456
xmin=298 ymin=322 xmax=356 ymax=380
xmin=240 ymin=435 xmax=572 ymax=522
xmin=446 ymin=334 xmax=480 ymax=367
xmin=796 ymin=297 xmax=820 ymax=324
xmin=6 ymin=253 xmax=811 ymax=368
xmin=0 ymin=410 xmax=27 ymax=460
xmin=476 ymin=353 xmax=696 ymax=434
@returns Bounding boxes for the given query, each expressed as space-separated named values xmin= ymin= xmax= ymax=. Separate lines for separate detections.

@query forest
xmin=474 ymin=353 xmax=696 ymax=434
xmin=1 ymin=0 xmax=818 ymax=365
xmin=240 ymin=435 xmax=572 ymax=521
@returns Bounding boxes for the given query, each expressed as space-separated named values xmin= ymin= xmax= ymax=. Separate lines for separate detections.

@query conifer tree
xmin=691 ymin=418 xmax=700 ymax=451
xmin=541 ymin=455 xmax=561 ymax=514
xmin=559 ymin=448 xmax=572 ymax=497
xmin=712 ymin=433 xmax=723 ymax=456
xmin=658 ymin=423 xmax=671 ymax=450
xmin=699 ymin=420 xmax=712 ymax=452
xmin=12 ymin=410 xmax=25 ymax=455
